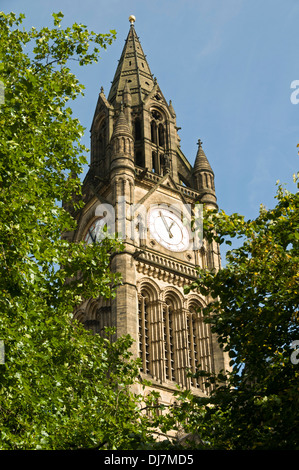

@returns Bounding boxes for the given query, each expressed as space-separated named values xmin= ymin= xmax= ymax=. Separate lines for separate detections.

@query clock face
xmin=84 ymin=218 xmax=106 ymax=244
xmin=149 ymin=207 xmax=190 ymax=252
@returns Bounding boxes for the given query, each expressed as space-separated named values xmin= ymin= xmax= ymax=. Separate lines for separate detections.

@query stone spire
xmin=193 ymin=139 xmax=213 ymax=173
xmin=107 ymin=16 xmax=156 ymax=107
xmin=193 ymin=139 xmax=217 ymax=208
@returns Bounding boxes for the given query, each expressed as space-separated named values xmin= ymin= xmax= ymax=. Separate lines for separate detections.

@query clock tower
xmin=68 ymin=16 xmax=229 ymax=404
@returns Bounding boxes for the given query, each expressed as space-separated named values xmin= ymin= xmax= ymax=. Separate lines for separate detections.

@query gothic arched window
xmin=97 ymin=120 xmax=106 ymax=159
xmin=138 ymin=293 xmax=151 ymax=374
xmin=149 ymin=108 xmax=167 ymax=175
xmin=138 ymin=284 xmax=160 ymax=378
xmin=187 ymin=309 xmax=200 ymax=388
xmin=187 ymin=303 xmax=214 ymax=391
xmin=158 ymin=123 xmax=165 ymax=147
xmin=163 ymin=300 xmax=176 ymax=381
xmin=135 ymin=118 xmax=141 ymax=141
xmin=74 ymin=298 xmax=112 ymax=337
xmin=151 ymin=121 xmax=157 ymax=144
xmin=152 ymin=151 xmax=158 ymax=173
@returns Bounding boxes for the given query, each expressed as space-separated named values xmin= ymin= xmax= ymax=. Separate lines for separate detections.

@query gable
xmin=90 ymin=90 xmax=114 ymax=132
xmin=136 ymin=172 xmax=189 ymax=207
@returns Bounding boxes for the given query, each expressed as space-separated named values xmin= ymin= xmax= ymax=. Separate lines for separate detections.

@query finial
xmin=129 ymin=15 xmax=136 ymax=25
xmin=100 ymin=86 xmax=104 ymax=94
xmin=197 ymin=139 xmax=203 ymax=148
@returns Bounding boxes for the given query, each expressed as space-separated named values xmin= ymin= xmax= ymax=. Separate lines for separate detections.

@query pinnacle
xmin=112 ymin=105 xmax=132 ymax=138
xmin=193 ymin=139 xmax=213 ymax=173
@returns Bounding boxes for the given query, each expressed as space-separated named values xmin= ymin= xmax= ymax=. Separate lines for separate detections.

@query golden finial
xmin=129 ymin=15 xmax=136 ymax=25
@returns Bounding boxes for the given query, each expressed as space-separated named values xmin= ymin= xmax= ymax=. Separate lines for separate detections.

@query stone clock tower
xmin=67 ymin=16 xmax=229 ymax=404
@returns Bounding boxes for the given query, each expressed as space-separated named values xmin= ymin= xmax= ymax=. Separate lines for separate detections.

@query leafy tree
xmin=0 ymin=11 xmax=155 ymax=450
xmin=157 ymin=173 xmax=299 ymax=449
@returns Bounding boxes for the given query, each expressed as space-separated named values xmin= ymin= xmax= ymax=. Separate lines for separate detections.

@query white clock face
xmin=149 ymin=208 xmax=190 ymax=252
xmin=84 ymin=218 xmax=106 ymax=244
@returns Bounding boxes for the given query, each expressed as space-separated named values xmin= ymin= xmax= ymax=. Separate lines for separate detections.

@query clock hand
xmin=159 ymin=211 xmax=173 ymax=238
xmin=89 ymin=228 xmax=96 ymax=243
xmin=168 ymin=221 xmax=175 ymax=232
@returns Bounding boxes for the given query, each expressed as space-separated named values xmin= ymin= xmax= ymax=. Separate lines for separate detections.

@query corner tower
xmin=70 ymin=17 xmax=229 ymax=404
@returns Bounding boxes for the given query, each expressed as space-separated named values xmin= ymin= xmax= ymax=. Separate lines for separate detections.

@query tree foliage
xmin=0 ymin=11 xmax=156 ymax=450
xmin=1 ymin=11 xmax=298 ymax=451
xmin=158 ymin=174 xmax=299 ymax=449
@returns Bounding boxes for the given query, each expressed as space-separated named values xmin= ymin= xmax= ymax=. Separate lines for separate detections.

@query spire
xmin=192 ymin=139 xmax=217 ymax=208
xmin=193 ymin=139 xmax=213 ymax=174
xmin=123 ymin=80 xmax=132 ymax=105
xmin=107 ymin=16 xmax=156 ymax=106
xmin=168 ymin=100 xmax=176 ymax=118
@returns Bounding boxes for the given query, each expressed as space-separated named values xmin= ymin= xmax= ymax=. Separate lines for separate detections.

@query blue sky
xmin=2 ymin=0 xmax=299 ymax=223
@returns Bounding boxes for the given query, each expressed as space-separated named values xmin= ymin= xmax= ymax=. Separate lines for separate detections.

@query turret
xmin=192 ymin=139 xmax=217 ymax=209
xmin=109 ymin=103 xmax=135 ymax=245
xmin=109 ymin=103 xmax=138 ymax=355
xmin=110 ymin=103 xmax=135 ymax=174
